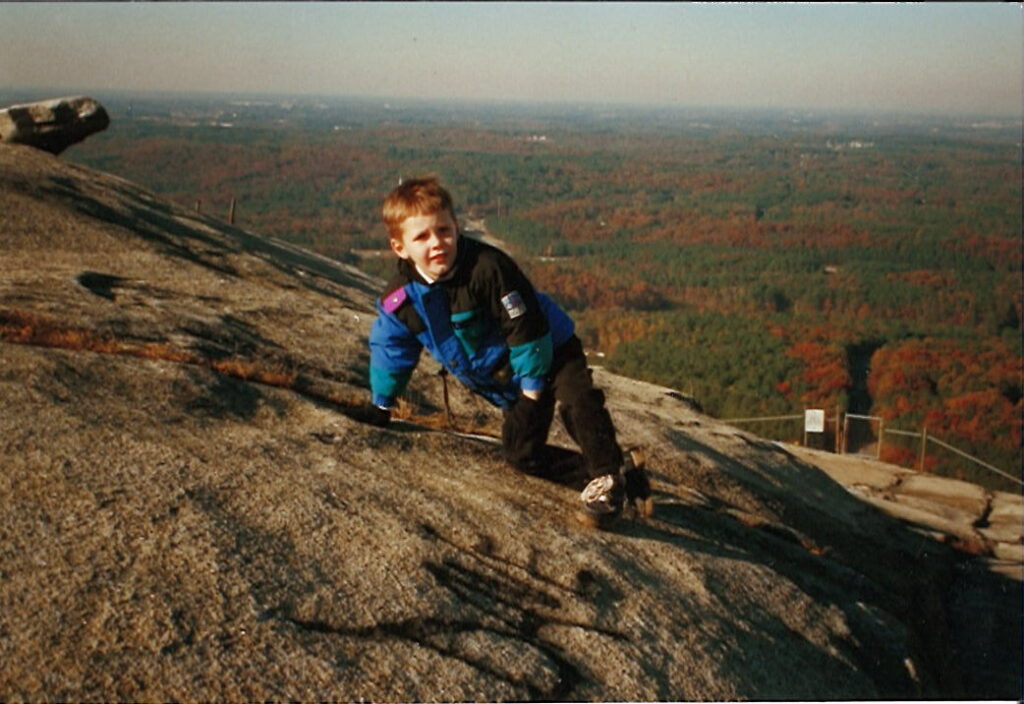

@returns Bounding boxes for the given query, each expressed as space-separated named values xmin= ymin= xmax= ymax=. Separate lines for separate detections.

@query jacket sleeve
xmin=368 ymin=302 xmax=422 ymax=409
xmin=478 ymin=250 xmax=552 ymax=393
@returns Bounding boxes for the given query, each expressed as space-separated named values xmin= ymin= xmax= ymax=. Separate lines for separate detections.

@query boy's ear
xmin=389 ymin=236 xmax=409 ymax=259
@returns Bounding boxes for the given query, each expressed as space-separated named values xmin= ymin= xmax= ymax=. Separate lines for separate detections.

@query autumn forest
xmin=63 ymin=93 xmax=1022 ymax=491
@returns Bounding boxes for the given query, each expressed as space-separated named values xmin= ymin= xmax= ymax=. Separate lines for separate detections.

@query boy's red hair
xmin=382 ymin=177 xmax=456 ymax=240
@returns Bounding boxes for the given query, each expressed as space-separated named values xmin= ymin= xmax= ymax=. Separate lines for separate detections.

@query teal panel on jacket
xmin=450 ymin=309 xmax=492 ymax=356
xmin=370 ymin=364 xmax=411 ymax=404
xmin=509 ymin=332 xmax=553 ymax=379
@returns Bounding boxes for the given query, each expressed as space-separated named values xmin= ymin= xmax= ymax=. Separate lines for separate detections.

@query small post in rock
xmin=918 ymin=425 xmax=928 ymax=472
xmin=834 ymin=402 xmax=842 ymax=453
xmin=228 ymin=198 xmax=236 ymax=225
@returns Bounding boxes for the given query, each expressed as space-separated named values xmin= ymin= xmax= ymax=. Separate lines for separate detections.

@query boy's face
xmin=390 ymin=209 xmax=459 ymax=281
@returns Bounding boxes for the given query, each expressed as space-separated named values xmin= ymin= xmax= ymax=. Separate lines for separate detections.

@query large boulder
xmin=0 ymin=96 xmax=109 ymax=155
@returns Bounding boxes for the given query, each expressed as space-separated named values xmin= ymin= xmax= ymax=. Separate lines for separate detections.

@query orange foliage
xmin=868 ymin=337 xmax=1022 ymax=457
xmin=880 ymin=445 xmax=917 ymax=468
xmin=574 ymin=310 xmax=658 ymax=356
xmin=927 ymin=389 xmax=1022 ymax=450
xmin=948 ymin=227 xmax=1023 ymax=270
xmin=784 ymin=340 xmax=851 ymax=407
xmin=532 ymin=265 xmax=667 ymax=311
xmin=887 ymin=270 xmax=955 ymax=289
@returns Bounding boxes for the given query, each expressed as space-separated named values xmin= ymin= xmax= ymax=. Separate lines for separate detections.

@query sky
xmin=1 ymin=2 xmax=1021 ymax=117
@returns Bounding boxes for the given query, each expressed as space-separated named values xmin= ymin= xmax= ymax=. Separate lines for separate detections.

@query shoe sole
xmin=574 ymin=447 xmax=654 ymax=529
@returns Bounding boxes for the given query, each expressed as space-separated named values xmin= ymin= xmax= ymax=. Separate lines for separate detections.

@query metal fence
xmin=882 ymin=426 xmax=1022 ymax=487
xmin=723 ymin=410 xmax=1022 ymax=488
xmin=843 ymin=413 xmax=882 ymax=459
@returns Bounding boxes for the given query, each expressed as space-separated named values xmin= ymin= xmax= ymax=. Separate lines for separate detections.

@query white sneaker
xmin=579 ymin=473 xmax=625 ymax=518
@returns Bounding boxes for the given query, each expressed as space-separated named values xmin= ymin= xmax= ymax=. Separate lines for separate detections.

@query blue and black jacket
xmin=369 ymin=236 xmax=575 ymax=410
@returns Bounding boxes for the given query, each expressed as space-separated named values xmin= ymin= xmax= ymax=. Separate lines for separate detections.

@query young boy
xmin=366 ymin=177 xmax=649 ymax=524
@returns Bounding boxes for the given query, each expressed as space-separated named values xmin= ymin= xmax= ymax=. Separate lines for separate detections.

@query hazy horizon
xmin=1 ymin=2 xmax=1021 ymax=119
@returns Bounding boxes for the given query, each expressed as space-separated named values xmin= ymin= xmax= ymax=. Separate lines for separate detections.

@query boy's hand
xmin=352 ymin=403 xmax=391 ymax=427
xmin=521 ymin=388 xmax=542 ymax=401
xmin=368 ymin=405 xmax=392 ymax=427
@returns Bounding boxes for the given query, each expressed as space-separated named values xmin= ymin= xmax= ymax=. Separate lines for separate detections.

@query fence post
xmin=877 ymin=418 xmax=884 ymax=460
xmin=841 ymin=414 xmax=849 ymax=455
xmin=919 ymin=425 xmax=928 ymax=471
xmin=835 ymin=403 xmax=842 ymax=453
xmin=228 ymin=197 xmax=236 ymax=225
xmin=195 ymin=199 xmax=201 ymax=213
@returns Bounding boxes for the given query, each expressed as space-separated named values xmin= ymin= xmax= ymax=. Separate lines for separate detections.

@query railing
xmin=721 ymin=412 xmax=842 ymax=451
xmin=883 ymin=426 xmax=1022 ymax=487
xmin=844 ymin=413 xmax=882 ymax=459
xmin=723 ymin=410 xmax=1022 ymax=488
xmin=717 ymin=414 xmax=804 ymax=424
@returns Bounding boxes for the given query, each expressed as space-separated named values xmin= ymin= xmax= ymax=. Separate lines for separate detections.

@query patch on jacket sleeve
xmin=382 ymin=286 xmax=408 ymax=314
xmin=500 ymin=290 xmax=527 ymax=319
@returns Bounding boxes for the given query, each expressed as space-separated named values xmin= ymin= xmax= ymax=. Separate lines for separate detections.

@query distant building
xmin=826 ymin=139 xmax=875 ymax=151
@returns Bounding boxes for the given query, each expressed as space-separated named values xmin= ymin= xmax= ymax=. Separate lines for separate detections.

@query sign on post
xmin=804 ymin=409 xmax=825 ymax=433
xmin=804 ymin=409 xmax=825 ymax=447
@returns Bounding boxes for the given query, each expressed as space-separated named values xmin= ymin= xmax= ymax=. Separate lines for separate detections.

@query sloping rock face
xmin=0 ymin=97 xmax=110 ymax=155
xmin=0 ymin=143 xmax=1020 ymax=701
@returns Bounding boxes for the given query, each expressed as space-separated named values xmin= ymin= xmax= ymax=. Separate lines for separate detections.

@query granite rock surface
xmin=1 ymin=143 xmax=1020 ymax=701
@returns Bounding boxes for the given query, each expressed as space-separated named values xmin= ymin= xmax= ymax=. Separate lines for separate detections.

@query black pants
xmin=501 ymin=335 xmax=624 ymax=479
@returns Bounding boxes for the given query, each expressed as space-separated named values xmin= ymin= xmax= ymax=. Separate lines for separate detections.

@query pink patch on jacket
xmin=382 ymin=287 xmax=408 ymax=314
